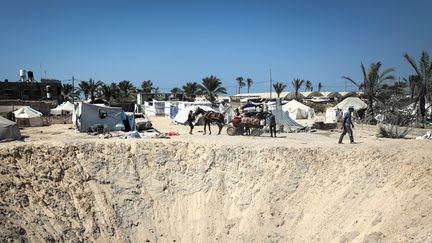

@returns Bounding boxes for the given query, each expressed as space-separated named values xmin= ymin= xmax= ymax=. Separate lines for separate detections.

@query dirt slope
xmin=1 ymin=140 xmax=431 ymax=242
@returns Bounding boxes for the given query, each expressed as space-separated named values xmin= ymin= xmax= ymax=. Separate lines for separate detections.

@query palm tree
xmin=78 ymin=81 xmax=90 ymax=100
xmin=246 ymin=78 xmax=253 ymax=93
xmin=87 ymin=79 xmax=103 ymax=101
xmin=118 ymin=80 xmax=136 ymax=102
xmin=236 ymin=76 xmax=245 ymax=94
xmin=170 ymin=87 xmax=182 ymax=99
xmin=292 ymin=79 xmax=305 ymax=100
xmin=61 ymin=83 xmax=74 ymax=102
xmin=201 ymin=76 xmax=227 ymax=103
xmin=342 ymin=62 xmax=395 ymax=117
xmin=273 ymin=82 xmax=287 ymax=98
xmin=318 ymin=82 xmax=323 ymax=92
xmin=100 ymin=83 xmax=119 ymax=102
xmin=141 ymin=80 xmax=153 ymax=93
xmin=182 ymin=82 xmax=202 ymax=101
xmin=305 ymin=80 xmax=313 ymax=91
xmin=404 ymin=51 xmax=432 ymax=125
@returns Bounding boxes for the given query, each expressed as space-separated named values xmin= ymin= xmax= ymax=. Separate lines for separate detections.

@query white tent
xmin=0 ymin=116 xmax=21 ymax=141
xmin=334 ymin=97 xmax=367 ymax=111
xmin=13 ymin=106 xmax=44 ymax=126
xmin=282 ymin=100 xmax=315 ymax=119
xmin=51 ymin=101 xmax=75 ymax=115
xmin=73 ymin=103 xmax=127 ymax=132
xmin=325 ymin=108 xmax=344 ymax=124
xmin=173 ymin=106 xmax=215 ymax=124
xmin=271 ymin=110 xmax=305 ymax=129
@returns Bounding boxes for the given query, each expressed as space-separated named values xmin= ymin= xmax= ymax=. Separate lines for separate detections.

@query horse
xmin=193 ymin=107 xmax=225 ymax=135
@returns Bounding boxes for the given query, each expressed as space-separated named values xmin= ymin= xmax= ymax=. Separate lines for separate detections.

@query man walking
xmin=338 ymin=105 xmax=355 ymax=144
xmin=268 ymin=111 xmax=277 ymax=138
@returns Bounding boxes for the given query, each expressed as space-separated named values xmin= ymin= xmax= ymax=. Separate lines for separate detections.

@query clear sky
xmin=1 ymin=0 xmax=431 ymax=95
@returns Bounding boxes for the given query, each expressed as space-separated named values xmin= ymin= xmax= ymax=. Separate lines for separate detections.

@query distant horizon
xmin=1 ymin=0 xmax=431 ymax=95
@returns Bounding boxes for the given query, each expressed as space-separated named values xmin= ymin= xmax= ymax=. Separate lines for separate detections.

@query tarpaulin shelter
xmin=334 ymin=97 xmax=367 ymax=111
xmin=73 ymin=103 xmax=128 ymax=132
xmin=173 ymin=106 xmax=215 ymax=124
xmin=13 ymin=106 xmax=44 ymax=126
xmin=51 ymin=101 xmax=74 ymax=115
xmin=271 ymin=110 xmax=305 ymax=129
xmin=0 ymin=116 xmax=21 ymax=141
xmin=282 ymin=100 xmax=315 ymax=119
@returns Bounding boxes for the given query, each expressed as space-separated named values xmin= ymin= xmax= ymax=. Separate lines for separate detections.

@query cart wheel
xmin=251 ymin=128 xmax=261 ymax=136
xmin=227 ymin=126 xmax=236 ymax=136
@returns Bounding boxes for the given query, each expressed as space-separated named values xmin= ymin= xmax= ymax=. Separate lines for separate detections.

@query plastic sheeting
xmin=74 ymin=103 xmax=127 ymax=132
xmin=0 ymin=116 xmax=21 ymax=141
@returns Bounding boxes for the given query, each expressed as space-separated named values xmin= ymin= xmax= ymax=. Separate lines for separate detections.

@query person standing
xmin=187 ymin=110 xmax=195 ymax=134
xmin=338 ymin=105 xmax=355 ymax=144
xmin=269 ymin=111 xmax=277 ymax=138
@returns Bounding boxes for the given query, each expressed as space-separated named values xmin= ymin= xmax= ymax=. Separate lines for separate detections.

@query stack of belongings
xmin=240 ymin=117 xmax=260 ymax=126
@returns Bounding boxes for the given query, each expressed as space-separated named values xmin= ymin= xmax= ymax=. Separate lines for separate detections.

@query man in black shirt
xmin=187 ymin=110 xmax=195 ymax=134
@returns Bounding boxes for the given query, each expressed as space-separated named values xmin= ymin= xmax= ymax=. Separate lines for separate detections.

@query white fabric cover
xmin=13 ymin=106 xmax=44 ymax=126
xmin=0 ymin=116 xmax=21 ymax=141
xmin=73 ymin=103 xmax=126 ymax=132
xmin=282 ymin=100 xmax=315 ymax=119
xmin=51 ymin=101 xmax=75 ymax=115
xmin=173 ymin=106 xmax=215 ymax=124
xmin=334 ymin=97 xmax=367 ymax=111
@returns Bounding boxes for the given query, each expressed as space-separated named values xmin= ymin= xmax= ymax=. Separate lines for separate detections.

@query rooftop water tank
xmin=19 ymin=69 xmax=27 ymax=81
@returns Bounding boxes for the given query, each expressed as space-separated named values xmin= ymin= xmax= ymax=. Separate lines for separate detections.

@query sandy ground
xmin=1 ymin=116 xmax=431 ymax=242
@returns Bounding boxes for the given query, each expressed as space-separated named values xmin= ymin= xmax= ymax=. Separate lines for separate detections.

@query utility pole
xmin=72 ymin=76 xmax=75 ymax=103
xmin=269 ymin=68 xmax=272 ymax=99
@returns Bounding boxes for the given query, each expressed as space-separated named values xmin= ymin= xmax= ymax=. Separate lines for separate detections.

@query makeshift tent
xmin=50 ymin=101 xmax=74 ymax=115
xmin=271 ymin=110 xmax=305 ymax=129
xmin=73 ymin=103 xmax=128 ymax=132
xmin=334 ymin=97 xmax=367 ymax=111
xmin=325 ymin=108 xmax=343 ymax=123
xmin=173 ymin=106 xmax=215 ymax=124
xmin=0 ymin=116 xmax=21 ymax=141
xmin=13 ymin=106 xmax=44 ymax=126
xmin=282 ymin=100 xmax=315 ymax=119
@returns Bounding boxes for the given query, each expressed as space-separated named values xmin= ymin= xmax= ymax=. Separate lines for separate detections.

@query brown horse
xmin=193 ymin=107 xmax=225 ymax=135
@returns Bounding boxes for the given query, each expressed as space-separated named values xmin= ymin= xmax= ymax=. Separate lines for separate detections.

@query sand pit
xmin=1 ymin=118 xmax=431 ymax=242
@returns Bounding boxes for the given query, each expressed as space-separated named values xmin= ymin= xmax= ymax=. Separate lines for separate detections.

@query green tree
xmin=182 ymin=82 xmax=202 ymax=101
xmin=141 ymin=80 xmax=153 ymax=93
xmin=88 ymin=79 xmax=103 ymax=101
xmin=201 ymin=76 xmax=227 ymax=103
xmin=342 ymin=62 xmax=395 ymax=118
xmin=292 ymin=79 xmax=305 ymax=100
xmin=246 ymin=78 xmax=253 ymax=93
xmin=318 ymin=82 xmax=323 ymax=92
xmin=170 ymin=87 xmax=182 ymax=100
xmin=78 ymin=81 xmax=90 ymax=100
xmin=305 ymin=80 xmax=313 ymax=91
xmin=118 ymin=80 xmax=136 ymax=102
xmin=100 ymin=83 xmax=119 ymax=102
xmin=404 ymin=51 xmax=432 ymax=125
xmin=273 ymin=82 xmax=287 ymax=98
xmin=236 ymin=76 xmax=245 ymax=94
xmin=61 ymin=83 xmax=74 ymax=102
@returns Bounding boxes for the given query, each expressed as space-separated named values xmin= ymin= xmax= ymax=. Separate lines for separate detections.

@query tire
xmin=251 ymin=128 xmax=261 ymax=136
xmin=227 ymin=126 xmax=236 ymax=136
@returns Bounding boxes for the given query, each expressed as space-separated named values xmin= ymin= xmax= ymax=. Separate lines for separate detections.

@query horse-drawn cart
xmin=226 ymin=116 xmax=265 ymax=136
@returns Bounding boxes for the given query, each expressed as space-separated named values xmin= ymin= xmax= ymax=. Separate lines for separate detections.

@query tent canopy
xmin=282 ymin=100 xmax=315 ymax=119
xmin=334 ymin=97 xmax=367 ymax=111
xmin=13 ymin=106 xmax=42 ymax=118
xmin=0 ymin=116 xmax=21 ymax=141
xmin=73 ymin=103 xmax=127 ymax=132
xmin=51 ymin=101 xmax=75 ymax=115
xmin=271 ymin=110 xmax=305 ymax=129
xmin=173 ymin=106 xmax=215 ymax=124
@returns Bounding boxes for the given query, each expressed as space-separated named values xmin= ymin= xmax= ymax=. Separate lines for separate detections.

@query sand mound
xmin=1 ymin=140 xmax=431 ymax=242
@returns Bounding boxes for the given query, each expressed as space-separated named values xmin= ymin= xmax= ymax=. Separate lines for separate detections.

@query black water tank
xmin=27 ymin=71 xmax=34 ymax=81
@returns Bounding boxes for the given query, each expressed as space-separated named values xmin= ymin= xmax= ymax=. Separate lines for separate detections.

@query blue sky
xmin=1 ymin=0 xmax=431 ymax=95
